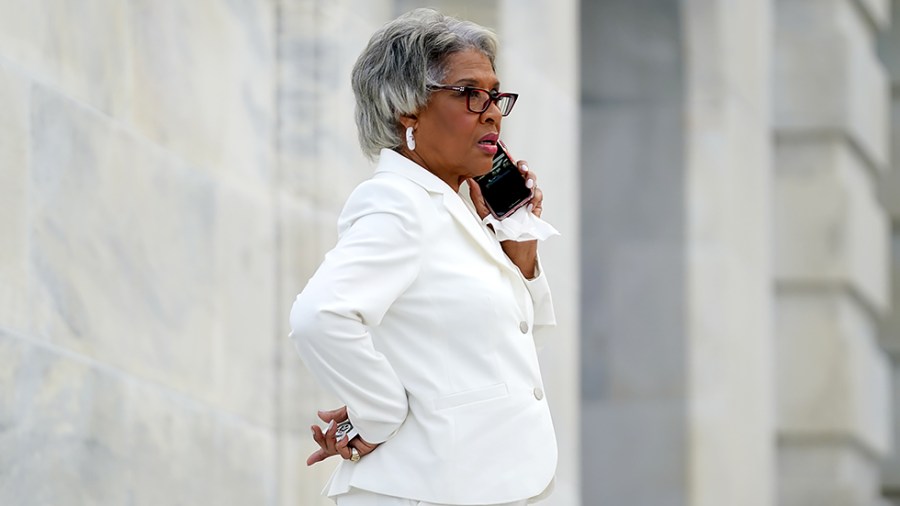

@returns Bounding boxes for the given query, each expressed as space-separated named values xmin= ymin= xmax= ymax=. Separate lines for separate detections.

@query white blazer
xmin=290 ymin=149 xmax=557 ymax=505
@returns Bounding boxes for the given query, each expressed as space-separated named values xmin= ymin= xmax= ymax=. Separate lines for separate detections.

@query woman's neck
xmin=396 ymin=147 xmax=460 ymax=192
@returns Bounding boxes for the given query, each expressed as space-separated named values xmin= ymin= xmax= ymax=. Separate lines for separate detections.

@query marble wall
xmin=0 ymin=0 xmax=281 ymax=502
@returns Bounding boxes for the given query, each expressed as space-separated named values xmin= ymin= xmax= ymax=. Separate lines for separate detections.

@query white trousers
xmin=334 ymin=488 xmax=529 ymax=506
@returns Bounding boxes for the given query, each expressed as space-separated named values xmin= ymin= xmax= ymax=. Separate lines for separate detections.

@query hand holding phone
xmin=473 ymin=140 xmax=533 ymax=220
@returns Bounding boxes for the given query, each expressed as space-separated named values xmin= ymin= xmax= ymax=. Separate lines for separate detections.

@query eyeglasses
xmin=429 ymin=85 xmax=519 ymax=116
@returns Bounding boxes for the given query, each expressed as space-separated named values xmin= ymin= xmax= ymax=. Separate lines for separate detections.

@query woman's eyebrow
xmin=453 ymin=78 xmax=501 ymax=89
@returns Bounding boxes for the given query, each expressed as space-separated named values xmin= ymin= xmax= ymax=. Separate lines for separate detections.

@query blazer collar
xmin=375 ymin=149 xmax=454 ymax=196
xmin=375 ymin=149 xmax=518 ymax=276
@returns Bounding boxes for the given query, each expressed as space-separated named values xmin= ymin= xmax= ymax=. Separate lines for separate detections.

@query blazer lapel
xmin=375 ymin=149 xmax=520 ymax=276
xmin=441 ymin=185 xmax=520 ymax=275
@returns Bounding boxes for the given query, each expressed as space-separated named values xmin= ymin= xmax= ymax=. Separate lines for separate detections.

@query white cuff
xmin=482 ymin=207 xmax=560 ymax=242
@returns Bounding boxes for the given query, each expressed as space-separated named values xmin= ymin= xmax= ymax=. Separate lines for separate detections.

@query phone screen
xmin=474 ymin=143 xmax=532 ymax=218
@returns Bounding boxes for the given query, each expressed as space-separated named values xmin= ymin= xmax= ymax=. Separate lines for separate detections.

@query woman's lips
xmin=477 ymin=133 xmax=499 ymax=155
xmin=477 ymin=142 xmax=498 ymax=155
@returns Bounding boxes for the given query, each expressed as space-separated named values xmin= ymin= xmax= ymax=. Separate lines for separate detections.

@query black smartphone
xmin=473 ymin=140 xmax=533 ymax=220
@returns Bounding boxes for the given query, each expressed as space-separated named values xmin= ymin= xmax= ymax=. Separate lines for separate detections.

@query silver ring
xmin=350 ymin=447 xmax=361 ymax=462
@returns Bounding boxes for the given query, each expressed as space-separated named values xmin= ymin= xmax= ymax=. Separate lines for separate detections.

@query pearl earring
xmin=406 ymin=126 xmax=416 ymax=151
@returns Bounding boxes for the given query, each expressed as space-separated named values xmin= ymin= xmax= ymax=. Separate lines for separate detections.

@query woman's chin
xmin=472 ymin=159 xmax=493 ymax=177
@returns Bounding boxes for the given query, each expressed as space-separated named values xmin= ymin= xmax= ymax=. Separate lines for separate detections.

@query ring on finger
xmin=350 ymin=447 xmax=361 ymax=462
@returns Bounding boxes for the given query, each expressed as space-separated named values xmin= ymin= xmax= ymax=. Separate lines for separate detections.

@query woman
xmin=289 ymin=8 xmax=557 ymax=506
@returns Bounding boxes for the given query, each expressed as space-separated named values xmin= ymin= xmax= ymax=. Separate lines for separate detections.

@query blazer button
xmin=533 ymin=387 xmax=544 ymax=400
xmin=519 ymin=321 xmax=529 ymax=334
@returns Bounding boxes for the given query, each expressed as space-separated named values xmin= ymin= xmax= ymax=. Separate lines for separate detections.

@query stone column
xmin=682 ymin=1 xmax=776 ymax=505
xmin=773 ymin=0 xmax=893 ymax=504
xmin=881 ymin=218 xmax=900 ymax=504
xmin=580 ymin=0 xmax=774 ymax=504
xmin=497 ymin=0 xmax=582 ymax=503
xmin=878 ymin=1 xmax=900 ymax=504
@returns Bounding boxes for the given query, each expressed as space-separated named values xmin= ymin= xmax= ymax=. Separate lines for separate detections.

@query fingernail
xmin=527 ymin=204 xmax=534 ymax=212
xmin=526 ymin=179 xmax=534 ymax=189
xmin=521 ymin=164 xmax=529 ymax=172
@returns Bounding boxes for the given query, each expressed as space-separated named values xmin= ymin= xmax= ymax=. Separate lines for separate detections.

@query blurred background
xmin=2 ymin=0 xmax=900 ymax=505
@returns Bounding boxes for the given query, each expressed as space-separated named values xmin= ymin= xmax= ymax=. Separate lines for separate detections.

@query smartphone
xmin=473 ymin=140 xmax=533 ymax=220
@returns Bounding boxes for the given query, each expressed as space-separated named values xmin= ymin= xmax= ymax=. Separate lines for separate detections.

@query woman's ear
xmin=399 ymin=114 xmax=418 ymax=130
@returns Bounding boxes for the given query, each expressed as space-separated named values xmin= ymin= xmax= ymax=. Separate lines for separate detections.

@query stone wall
xmin=879 ymin=0 xmax=900 ymax=504
xmin=0 ymin=0 xmax=281 ymax=503
xmin=579 ymin=0 xmax=897 ymax=505
xmin=773 ymin=0 xmax=894 ymax=504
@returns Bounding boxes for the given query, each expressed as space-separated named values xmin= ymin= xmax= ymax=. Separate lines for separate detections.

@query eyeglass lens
xmin=467 ymin=89 xmax=514 ymax=115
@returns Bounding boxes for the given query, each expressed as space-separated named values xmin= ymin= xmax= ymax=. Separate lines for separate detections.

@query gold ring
xmin=350 ymin=447 xmax=361 ymax=462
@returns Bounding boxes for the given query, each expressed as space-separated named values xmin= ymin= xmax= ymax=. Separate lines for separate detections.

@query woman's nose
xmin=481 ymin=100 xmax=502 ymax=123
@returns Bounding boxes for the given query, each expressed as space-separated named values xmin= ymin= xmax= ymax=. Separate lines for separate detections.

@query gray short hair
xmin=351 ymin=8 xmax=499 ymax=159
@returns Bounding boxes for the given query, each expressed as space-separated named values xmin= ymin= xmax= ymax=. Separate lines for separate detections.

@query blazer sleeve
xmin=289 ymin=179 xmax=421 ymax=443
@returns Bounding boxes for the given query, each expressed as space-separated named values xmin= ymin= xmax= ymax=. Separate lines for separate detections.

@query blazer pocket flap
xmin=433 ymin=383 xmax=508 ymax=411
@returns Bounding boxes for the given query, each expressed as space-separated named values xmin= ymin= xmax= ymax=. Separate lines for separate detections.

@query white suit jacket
xmin=290 ymin=149 xmax=557 ymax=505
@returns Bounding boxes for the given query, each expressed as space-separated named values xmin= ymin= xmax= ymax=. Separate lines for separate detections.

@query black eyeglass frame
xmin=429 ymin=85 xmax=519 ymax=116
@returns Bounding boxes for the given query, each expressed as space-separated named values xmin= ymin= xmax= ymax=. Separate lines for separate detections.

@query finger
xmin=530 ymin=188 xmax=544 ymax=218
xmin=351 ymin=437 xmax=379 ymax=457
xmin=313 ymin=426 xmax=338 ymax=457
xmin=532 ymin=187 xmax=543 ymax=208
xmin=317 ymin=406 xmax=348 ymax=423
xmin=466 ymin=178 xmax=491 ymax=219
xmin=324 ymin=418 xmax=339 ymax=453
xmin=306 ymin=448 xmax=329 ymax=466
xmin=311 ymin=425 xmax=327 ymax=449
xmin=517 ymin=160 xmax=537 ymax=187
xmin=336 ymin=435 xmax=352 ymax=460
